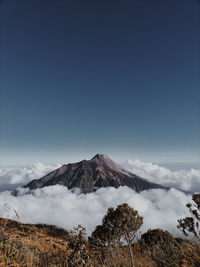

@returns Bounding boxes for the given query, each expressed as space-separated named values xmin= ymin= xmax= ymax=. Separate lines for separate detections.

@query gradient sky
xmin=0 ymin=0 xmax=199 ymax=165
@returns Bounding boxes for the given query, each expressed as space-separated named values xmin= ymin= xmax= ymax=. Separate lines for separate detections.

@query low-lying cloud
xmin=123 ymin=159 xmax=200 ymax=192
xmin=0 ymin=162 xmax=61 ymax=185
xmin=0 ymin=186 xmax=191 ymax=236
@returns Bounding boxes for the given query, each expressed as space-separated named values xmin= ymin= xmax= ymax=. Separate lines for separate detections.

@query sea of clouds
xmin=124 ymin=159 xmax=200 ymax=192
xmin=0 ymin=159 xmax=199 ymax=236
xmin=0 ymin=162 xmax=61 ymax=185
xmin=0 ymin=186 xmax=191 ymax=236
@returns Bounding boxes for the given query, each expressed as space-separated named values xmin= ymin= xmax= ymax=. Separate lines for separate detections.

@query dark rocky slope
xmin=24 ymin=154 xmax=166 ymax=193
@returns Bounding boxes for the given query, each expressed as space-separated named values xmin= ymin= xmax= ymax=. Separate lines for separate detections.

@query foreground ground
xmin=0 ymin=218 xmax=200 ymax=267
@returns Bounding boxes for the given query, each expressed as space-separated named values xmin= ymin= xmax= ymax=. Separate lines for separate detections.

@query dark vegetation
xmin=0 ymin=195 xmax=200 ymax=266
xmin=178 ymin=194 xmax=200 ymax=241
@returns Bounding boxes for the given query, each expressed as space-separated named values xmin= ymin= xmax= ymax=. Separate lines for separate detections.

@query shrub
xmin=178 ymin=193 xmax=200 ymax=241
xmin=89 ymin=203 xmax=143 ymax=267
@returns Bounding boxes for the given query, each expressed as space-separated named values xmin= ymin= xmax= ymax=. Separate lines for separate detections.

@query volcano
xmin=24 ymin=154 xmax=166 ymax=193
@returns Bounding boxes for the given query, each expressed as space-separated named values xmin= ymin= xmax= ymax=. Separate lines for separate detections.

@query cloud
xmin=123 ymin=159 xmax=200 ymax=192
xmin=0 ymin=162 xmax=61 ymax=185
xmin=0 ymin=185 xmax=191 ymax=236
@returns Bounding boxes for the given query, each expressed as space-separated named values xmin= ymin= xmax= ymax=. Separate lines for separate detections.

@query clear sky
xmin=0 ymin=0 xmax=199 ymax=165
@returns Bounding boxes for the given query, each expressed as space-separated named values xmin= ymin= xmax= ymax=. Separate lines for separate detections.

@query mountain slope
xmin=24 ymin=154 xmax=166 ymax=193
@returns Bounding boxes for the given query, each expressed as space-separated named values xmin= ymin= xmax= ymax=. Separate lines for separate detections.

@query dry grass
xmin=0 ymin=218 xmax=69 ymax=266
xmin=90 ymin=245 xmax=156 ymax=267
xmin=0 ymin=219 xmax=200 ymax=267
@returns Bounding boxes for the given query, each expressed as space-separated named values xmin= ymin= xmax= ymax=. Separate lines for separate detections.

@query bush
xmin=178 ymin=193 xmax=200 ymax=241
xmin=89 ymin=203 xmax=143 ymax=267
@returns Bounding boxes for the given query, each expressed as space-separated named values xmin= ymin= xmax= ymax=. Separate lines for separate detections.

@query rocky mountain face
xmin=24 ymin=154 xmax=165 ymax=193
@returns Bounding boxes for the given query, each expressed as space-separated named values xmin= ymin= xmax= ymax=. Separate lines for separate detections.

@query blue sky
xmin=0 ymin=0 xmax=199 ymax=165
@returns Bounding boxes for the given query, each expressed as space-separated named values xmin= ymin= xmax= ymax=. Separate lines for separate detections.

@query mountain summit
xmin=24 ymin=154 xmax=165 ymax=193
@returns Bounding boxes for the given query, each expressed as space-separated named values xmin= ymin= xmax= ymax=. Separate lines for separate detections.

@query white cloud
xmin=0 ymin=162 xmax=61 ymax=185
xmin=123 ymin=159 xmax=200 ymax=192
xmin=0 ymin=186 xmax=191 ymax=236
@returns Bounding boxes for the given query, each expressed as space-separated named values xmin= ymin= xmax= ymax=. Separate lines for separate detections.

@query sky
xmin=0 ymin=0 xmax=200 ymax=165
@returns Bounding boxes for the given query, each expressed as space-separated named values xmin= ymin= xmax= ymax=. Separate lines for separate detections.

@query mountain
xmin=24 ymin=154 xmax=166 ymax=193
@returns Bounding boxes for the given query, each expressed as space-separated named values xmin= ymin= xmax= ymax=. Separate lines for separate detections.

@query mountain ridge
xmin=24 ymin=154 xmax=166 ymax=193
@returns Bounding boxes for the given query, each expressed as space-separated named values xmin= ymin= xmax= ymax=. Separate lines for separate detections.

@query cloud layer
xmin=0 ymin=185 xmax=191 ymax=236
xmin=0 ymin=162 xmax=61 ymax=185
xmin=123 ymin=159 xmax=200 ymax=192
